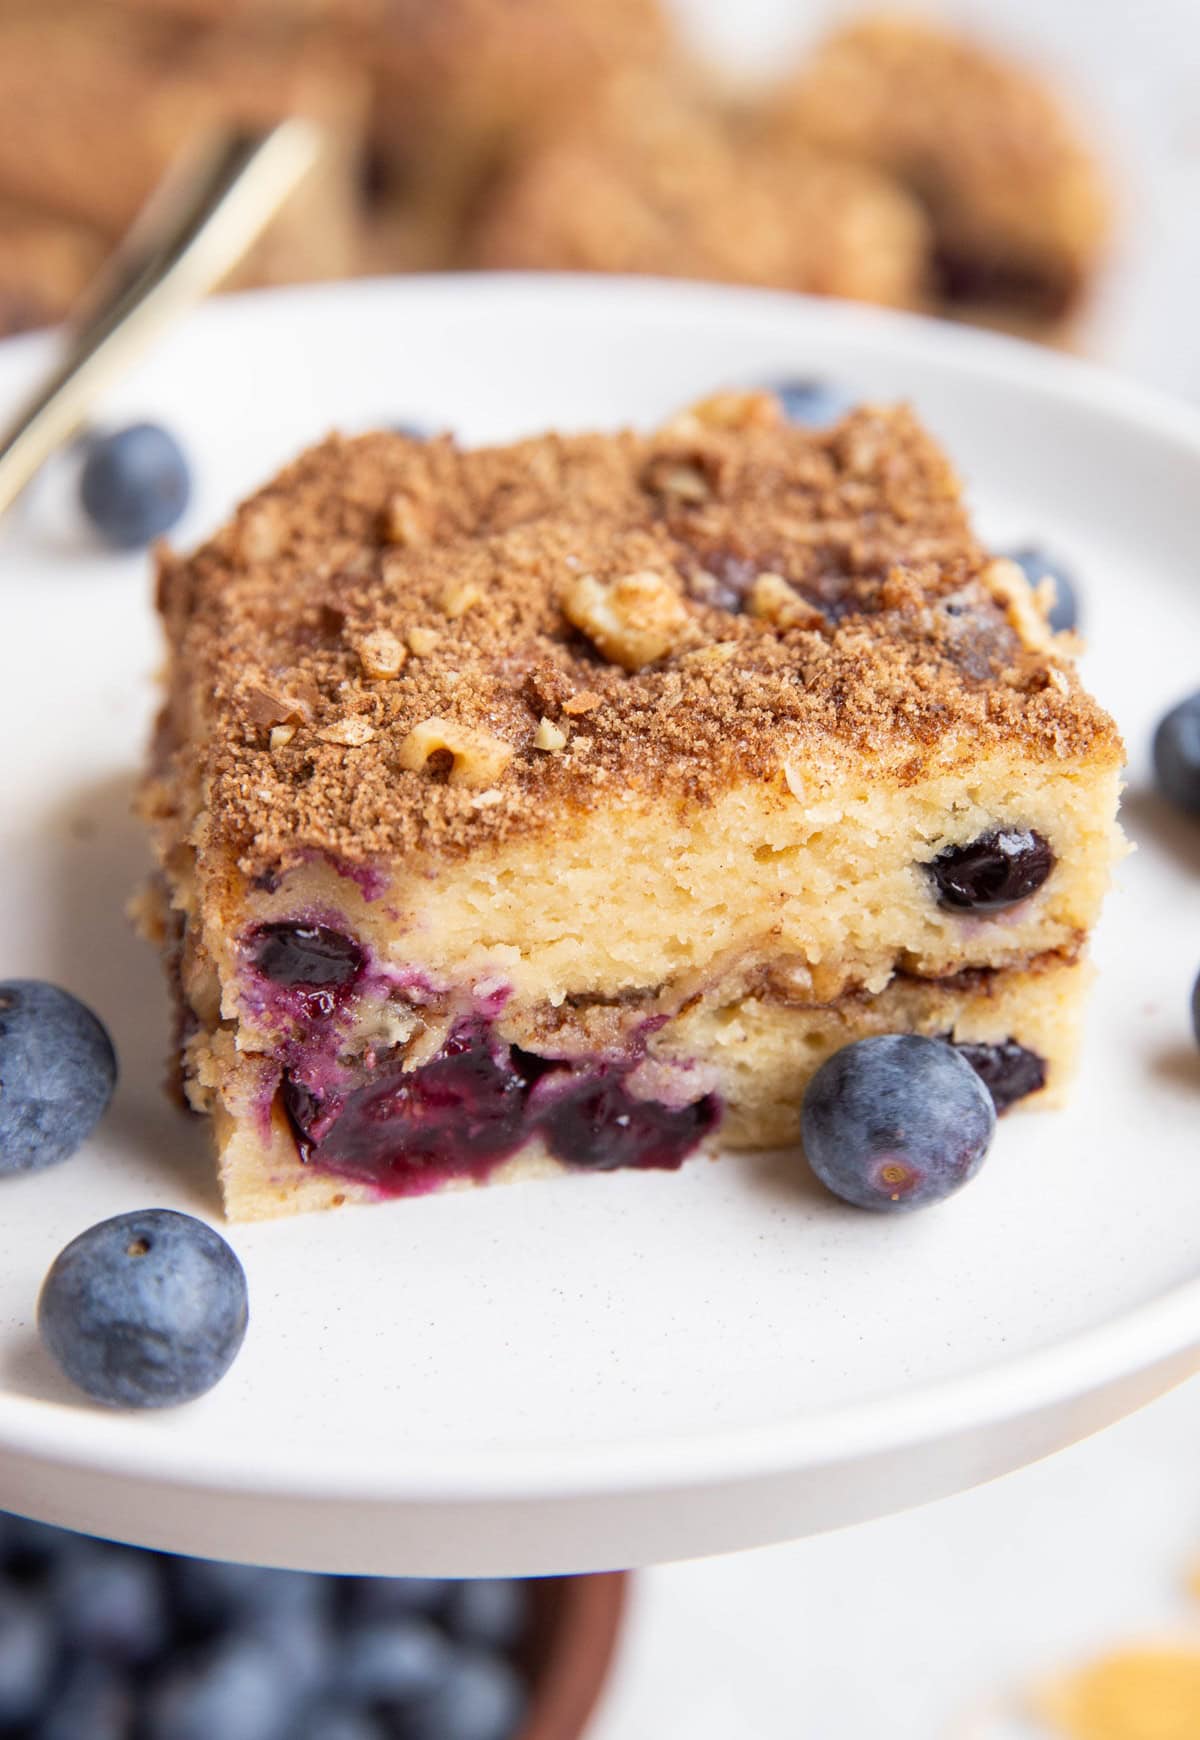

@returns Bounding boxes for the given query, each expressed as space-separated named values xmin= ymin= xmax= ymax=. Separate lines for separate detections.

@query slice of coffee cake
xmin=140 ymin=391 xmax=1123 ymax=1218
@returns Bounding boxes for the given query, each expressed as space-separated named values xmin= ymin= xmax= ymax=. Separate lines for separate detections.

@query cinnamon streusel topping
xmin=153 ymin=401 xmax=1120 ymax=880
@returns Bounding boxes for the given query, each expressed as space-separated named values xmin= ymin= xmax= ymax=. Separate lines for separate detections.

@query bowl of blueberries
xmin=0 ymin=1508 xmax=626 ymax=1740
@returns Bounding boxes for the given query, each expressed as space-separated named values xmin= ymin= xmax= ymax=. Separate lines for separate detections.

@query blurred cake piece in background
xmin=767 ymin=12 xmax=1111 ymax=339
xmin=359 ymin=0 xmax=677 ymax=279
xmin=466 ymin=71 xmax=930 ymax=309
xmin=0 ymin=1 xmax=365 ymax=332
xmin=0 ymin=200 xmax=107 ymax=335
xmin=0 ymin=1 xmax=1113 ymax=347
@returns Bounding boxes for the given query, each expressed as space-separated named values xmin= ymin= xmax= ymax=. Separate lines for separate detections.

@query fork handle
xmin=0 ymin=118 xmax=320 ymax=520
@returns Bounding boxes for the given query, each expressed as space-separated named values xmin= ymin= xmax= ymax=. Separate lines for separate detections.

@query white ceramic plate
xmin=0 ymin=276 xmax=1198 ymax=1575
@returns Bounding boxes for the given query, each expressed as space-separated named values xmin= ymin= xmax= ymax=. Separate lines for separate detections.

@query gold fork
xmin=0 ymin=118 xmax=321 ymax=520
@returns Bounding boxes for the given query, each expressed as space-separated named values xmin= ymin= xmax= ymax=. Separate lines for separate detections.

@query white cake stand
xmin=1 ymin=278 xmax=1197 ymax=1574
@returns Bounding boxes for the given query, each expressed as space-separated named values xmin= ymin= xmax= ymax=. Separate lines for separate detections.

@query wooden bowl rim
xmin=519 ymin=1571 xmax=630 ymax=1740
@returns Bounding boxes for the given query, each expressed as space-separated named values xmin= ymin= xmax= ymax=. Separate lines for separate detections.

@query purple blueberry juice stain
xmin=469 ymin=978 xmax=513 ymax=1021
xmin=280 ymin=1021 xmax=720 ymax=1196
xmin=322 ymin=855 xmax=390 ymax=902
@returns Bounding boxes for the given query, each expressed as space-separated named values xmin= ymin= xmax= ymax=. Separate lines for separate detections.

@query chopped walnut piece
xmin=269 ymin=723 xmax=297 ymax=750
xmin=243 ymin=686 xmax=293 ymax=727
xmin=382 ymin=492 xmax=429 ymax=547
xmin=242 ymin=684 xmax=312 ymax=727
xmin=533 ymin=717 xmax=568 ymax=752
xmin=682 ymin=641 xmax=738 ymax=672
xmin=356 ymin=628 xmax=407 ymax=681
xmin=641 ymin=458 xmax=711 ymax=504
xmin=397 ymin=717 xmax=514 ymax=788
xmin=782 ymin=762 xmax=806 ymax=801
xmin=981 ymin=556 xmax=1055 ymax=653
xmin=747 ymin=572 xmax=826 ymax=631
xmin=440 ymin=579 xmax=484 ymax=619
xmin=406 ymin=625 xmax=440 ymax=657
xmin=562 ymin=689 xmax=602 ymax=715
xmin=838 ymin=417 xmax=886 ymax=479
xmin=561 ymin=569 xmax=689 ymax=672
xmin=317 ymin=718 xmax=375 ymax=747
xmin=662 ymin=390 xmax=784 ymax=439
xmin=237 ymin=502 xmax=283 ymax=563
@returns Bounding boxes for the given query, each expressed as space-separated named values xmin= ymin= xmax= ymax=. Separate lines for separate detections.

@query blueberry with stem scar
xmin=801 ymin=1034 xmax=996 ymax=1212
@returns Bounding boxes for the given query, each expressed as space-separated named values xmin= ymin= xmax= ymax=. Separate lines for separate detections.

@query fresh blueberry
xmin=926 ymin=828 xmax=1054 ymax=912
xmin=38 ymin=1208 xmax=248 ymax=1408
xmin=33 ymin=1656 xmax=134 ymax=1740
xmin=765 ymin=379 xmax=855 ymax=427
xmin=50 ymin=1542 xmax=166 ymax=1662
xmin=247 ymin=1600 xmax=336 ymax=1703
xmin=0 ymin=980 xmax=117 ymax=1174
xmin=345 ymin=1577 xmax=452 ymax=1623
xmin=336 ymin=1616 xmax=452 ymax=1709
xmin=1192 ymin=968 xmax=1200 ymax=1049
xmin=801 ymin=1034 xmax=996 ymax=1212
xmin=170 ymin=1556 xmax=328 ymax=1629
xmin=1153 ymin=692 xmax=1200 ymax=816
xmin=397 ymin=1645 xmax=528 ymax=1740
xmin=0 ymin=1581 xmax=54 ymax=1725
xmin=79 ymin=422 xmax=191 ymax=548
xmin=146 ymin=1635 xmax=300 ymax=1740
xmin=1006 ymin=546 xmax=1079 ymax=633
xmin=390 ymin=422 xmax=430 ymax=440
xmin=294 ymin=1705 xmax=388 ymax=1740
xmin=441 ymin=1580 xmax=528 ymax=1651
xmin=952 ymin=1038 xmax=1046 ymax=1113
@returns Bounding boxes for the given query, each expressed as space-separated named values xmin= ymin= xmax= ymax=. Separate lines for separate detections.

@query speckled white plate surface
xmin=0 ymin=276 xmax=1197 ymax=1575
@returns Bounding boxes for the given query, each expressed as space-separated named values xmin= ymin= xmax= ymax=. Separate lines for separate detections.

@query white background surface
xmin=595 ymin=2 xmax=1200 ymax=1735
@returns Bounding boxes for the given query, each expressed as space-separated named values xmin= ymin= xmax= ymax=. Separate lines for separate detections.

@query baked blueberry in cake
xmin=139 ymin=390 xmax=1124 ymax=1219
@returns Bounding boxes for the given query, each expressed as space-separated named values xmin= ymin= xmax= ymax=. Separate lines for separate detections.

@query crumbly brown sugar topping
xmin=153 ymin=398 xmax=1120 ymax=877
